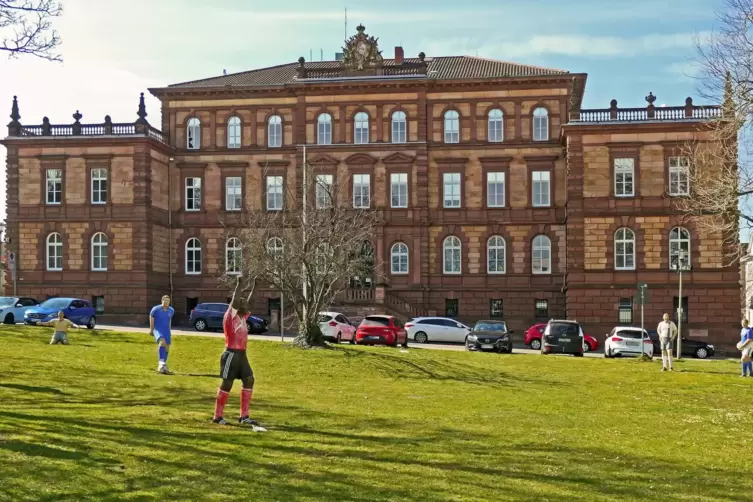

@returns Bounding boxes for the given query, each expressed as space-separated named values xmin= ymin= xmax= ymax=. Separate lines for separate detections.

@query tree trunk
xmin=293 ymin=319 xmax=325 ymax=348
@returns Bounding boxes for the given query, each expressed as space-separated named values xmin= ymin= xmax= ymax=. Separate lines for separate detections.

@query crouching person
xmin=36 ymin=310 xmax=81 ymax=345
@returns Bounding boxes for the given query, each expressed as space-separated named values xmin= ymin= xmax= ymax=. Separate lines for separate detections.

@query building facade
xmin=1 ymin=26 xmax=741 ymax=347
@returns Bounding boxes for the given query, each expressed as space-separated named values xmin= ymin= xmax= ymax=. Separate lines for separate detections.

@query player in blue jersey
xmin=149 ymin=295 xmax=175 ymax=374
xmin=739 ymin=319 xmax=753 ymax=377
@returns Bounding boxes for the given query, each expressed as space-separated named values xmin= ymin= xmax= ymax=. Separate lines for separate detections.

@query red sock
xmin=214 ymin=389 xmax=229 ymax=419
xmin=241 ymin=388 xmax=253 ymax=418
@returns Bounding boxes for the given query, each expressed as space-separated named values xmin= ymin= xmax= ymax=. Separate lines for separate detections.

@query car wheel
xmin=194 ymin=319 xmax=207 ymax=332
xmin=414 ymin=331 xmax=428 ymax=344
xmin=574 ymin=352 xmax=584 ymax=357
xmin=3 ymin=313 xmax=14 ymax=325
xmin=530 ymin=339 xmax=541 ymax=351
xmin=583 ymin=343 xmax=590 ymax=353
xmin=695 ymin=347 xmax=709 ymax=359
xmin=606 ymin=348 xmax=613 ymax=358
xmin=350 ymin=333 xmax=356 ymax=345
xmin=87 ymin=316 xmax=96 ymax=330
xmin=336 ymin=333 xmax=342 ymax=344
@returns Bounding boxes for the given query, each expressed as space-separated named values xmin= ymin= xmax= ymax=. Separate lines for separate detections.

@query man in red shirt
xmin=212 ymin=280 xmax=262 ymax=428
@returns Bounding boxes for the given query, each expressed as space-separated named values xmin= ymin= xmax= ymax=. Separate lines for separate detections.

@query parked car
xmin=525 ymin=322 xmax=599 ymax=352
xmin=355 ymin=315 xmax=409 ymax=347
xmin=0 ymin=296 xmax=39 ymax=324
xmin=604 ymin=327 xmax=653 ymax=358
xmin=465 ymin=320 xmax=513 ymax=353
xmin=190 ymin=303 xmax=268 ymax=333
xmin=24 ymin=298 xmax=97 ymax=329
xmin=319 ymin=311 xmax=356 ymax=344
xmin=646 ymin=330 xmax=715 ymax=359
xmin=540 ymin=319 xmax=584 ymax=356
xmin=404 ymin=317 xmax=471 ymax=343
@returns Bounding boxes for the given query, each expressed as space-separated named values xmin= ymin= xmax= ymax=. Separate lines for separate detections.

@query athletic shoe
xmin=212 ymin=417 xmax=229 ymax=425
xmin=158 ymin=366 xmax=173 ymax=375
xmin=661 ymin=367 xmax=667 ymax=372
xmin=238 ymin=416 xmax=259 ymax=426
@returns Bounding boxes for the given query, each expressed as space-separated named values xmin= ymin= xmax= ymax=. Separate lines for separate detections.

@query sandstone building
xmin=1 ymin=26 xmax=741 ymax=346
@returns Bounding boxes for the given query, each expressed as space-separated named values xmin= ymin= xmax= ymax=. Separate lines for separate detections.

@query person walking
xmin=149 ymin=295 xmax=175 ymax=374
xmin=738 ymin=319 xmax=753 ymax=377
xmin=657 ymin=313 xmax=678 ymax=372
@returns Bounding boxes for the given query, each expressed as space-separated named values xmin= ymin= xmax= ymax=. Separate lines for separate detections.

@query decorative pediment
xmin=218 ymin=160 xmax=250 ymax=169
xmin=345 ymin=152 xmax=378 ymax=165
xmin=479 ymin=156 xmax=513 ymax=167
xmin=381 ymin=152 xmax=415 ymax=165
xmin=176 ymin=162 xmax=208 ymax=170
xmin=257 ymin=159 xmax=290 ymax=168
xmin=434 ymin=156 xmax=468 ymax=165
xmin=341 ymin=24 xmax=384 ymax=71
xmin=308 ymin=153 xmax=339 ymax=167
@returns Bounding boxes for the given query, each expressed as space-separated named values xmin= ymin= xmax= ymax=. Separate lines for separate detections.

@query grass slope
xmin=0 ymin=326 xmax=752 ymax=501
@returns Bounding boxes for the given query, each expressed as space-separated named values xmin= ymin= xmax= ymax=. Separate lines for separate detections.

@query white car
xmin=0 ymin=296 xmax=40 ymax=325
xmin=318 ymin=311 xmax=356 ymax=344
xmin=404 ymin=317 xmax=471 ymax=344
xmin=604 ymin=327 xmax=654 ymax=358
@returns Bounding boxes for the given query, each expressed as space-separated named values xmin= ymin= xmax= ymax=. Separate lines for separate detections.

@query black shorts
xmin=219 ymin=349 xmax=253 ymax=380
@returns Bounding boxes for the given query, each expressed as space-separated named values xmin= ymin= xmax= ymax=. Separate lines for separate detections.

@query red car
xmin=355 ymin=315 xmax=409 ymax=347
xmin=524 ymin=323 xmax=599 ymax=352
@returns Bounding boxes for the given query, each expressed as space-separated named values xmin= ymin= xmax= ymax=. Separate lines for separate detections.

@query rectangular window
xmin=673 ymin=296 xmax=689 ymax=324
xmin=614 ymin=158 xmax=635 ymax=197
xmin=443 ymin=172 xmax=461 ymax=208
xmin=535 ymin=299 xmax=548 ymax=319
xmin=532 ymin=171 xmax=550 ymax=207
xmin=668 ymin=156 xmax=690 ymax=196
xmin=266 ymin=175 xmax=283 ymax=211
xmin=486 ymin=172 xmax=505 ymax=207
xmin=185 ymin=177 xmax=201 ymax=211
xmin=390 ymin=173 xmax=408 ymax=208
xmin=618 ymin=298 xmax=633 ymax=324
xmin=268 ymin=297 xmax=281 ymax=315
xmin=353 ymin=174 xmax=371 ymax=209
xmin=91 ymin=168 xmax=107 ymax=204
xmin=92 ymin=295 xmax=105 ymax=315
xmin=315 ymin=174 xmax=333 ymax=208
xmin=490 ymin=299 xmax=503 ymax=318
xmin=317 ymin=119 xmax=332 ymax=145
xmin=445 ymin=298 xmax=459 ymax=318
xmin=392 ymin=118 xmax=406 ymax=143
xmin=225 ymin=176 xmax=242 ymax=211
xmin=46 ymin=169 xmax=62 ymax=205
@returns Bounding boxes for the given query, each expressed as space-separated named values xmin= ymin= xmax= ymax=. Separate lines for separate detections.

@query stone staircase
xmin=326 ymin=287 xmax=428 ymax=324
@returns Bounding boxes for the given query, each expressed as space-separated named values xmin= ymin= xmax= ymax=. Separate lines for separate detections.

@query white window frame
xmin=669 ymin=227 xmax=691 ymax=270
xmin=443 ymin=236 xmax=462 ymax=274
xmin=486 ymin=171 xmax=505 ymax=208
xmin=487 ymin=235 xmax=506 ymax=274
xmin=317 ymin=113 xmax=332 ymax=145
xmin=91 ymin=167 xmax=107 ymax=205
xmin=185 ymin=238 xmax=202 ymax=275
xmin=268 ymin=115 xmax=282 ymax=148
xmin=185 ymin=177 xmax=201 ymax=211
xmin=443 ymin=172 xmax=461 ymax=208
xmin=187 ymin=117 xmax=201 ymax=150
xmin=353 ymin=173 xmax=371 ymax=209
xmin=668 ymin=156 xmax=690 ymax=196
xmin=614 ymin=228 xmax=636 ymax=271
xmin=532 ymin=171 xmax=551 ymax=207
xmin=390 ymin=172 xmax=408 ymax=208
xmin=315 ymin=174 xmax=334 ymax=208
xmin=488 ymin=108 xmax=503 ymax=143
xmin=46 ymin=232 xmax=63 ymax=271
xmin=532 ymin=235 xmax=551 ymax=275
xmin=354 ymin=112 xmax=369 ymax=144
xmin=266 ymin=237 xmax=284 ymax=257
xmin=46 ymin=168 xmax=62 ymax=205
xmin=532 ymin=107 xmax=549 ymax=141
xmin=614 ymin=158 xmax=635 ymax=197
xmin=266 ymin=175 xmax=283 ymax=211
xmin=444 ymin=110 xmax=460 ymax=144
xmin=391 ymin=110 xmax=407 ymax=143
xmin=225 ymin=176 xmax=242 ymax=212
xmin=227 ymin=116 xmax=241 ymax=149
xmin=390 ymin=242 xmax=409 ymax=274
xmin=91 ymin=232 xmax=108 ymax=271
xmin=225 ymin=237 xmax=242 ymax=275
xmin=315 ymin=242 xmax=332 ymax=275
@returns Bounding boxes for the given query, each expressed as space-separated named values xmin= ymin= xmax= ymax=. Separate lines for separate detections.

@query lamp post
xmin=672 ymin=249 xmax=689 ymax=360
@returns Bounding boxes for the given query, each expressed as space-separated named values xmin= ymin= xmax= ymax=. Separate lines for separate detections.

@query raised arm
xmin=149 ymin=309 xmax=155 ymax=336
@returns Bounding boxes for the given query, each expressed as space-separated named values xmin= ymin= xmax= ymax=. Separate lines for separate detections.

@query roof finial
xmin=356 ymin=23 xmax=365 ymax=33
xmin=645 ymin=92 xmax=656 ymax=105
xmin=10 ymin=95 xmax=20 ymax=123
xmin=136 ymin=92 xmax=148 ymax=123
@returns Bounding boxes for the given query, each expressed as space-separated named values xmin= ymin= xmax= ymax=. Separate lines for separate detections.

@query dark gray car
xmin=541 ymin=319 xmax=584 ymax=356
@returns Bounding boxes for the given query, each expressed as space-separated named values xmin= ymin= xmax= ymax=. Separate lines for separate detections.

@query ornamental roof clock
xmin=341 ymin=24 xmax=384 ymax=73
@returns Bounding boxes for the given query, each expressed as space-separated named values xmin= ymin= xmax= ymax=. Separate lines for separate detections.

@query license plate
xmin=559 ymin=338 xmax=570 ymax=342
xmin=627 ymin=342 xmax=639 ymax=347
xmin=481 ymin=344 xmax=494 ymax=349
xmin=366 ymin=336 xmax=381 ymax=340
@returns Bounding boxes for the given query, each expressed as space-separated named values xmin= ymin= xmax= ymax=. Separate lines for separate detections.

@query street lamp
xmin=671 ymin=249 xmax=690 ymax=359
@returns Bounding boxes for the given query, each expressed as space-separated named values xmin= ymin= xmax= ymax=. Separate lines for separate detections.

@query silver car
xmin=404 ymin=317 xmax=471 ymax=344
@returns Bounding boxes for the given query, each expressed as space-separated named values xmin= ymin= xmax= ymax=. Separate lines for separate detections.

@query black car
xmin=646 ymin=330 xmax=715 ymax=359
xmin=542 ymin=319 xmax=585 ymax=356
xmin=466 ymin=320 xmax=514 ymax=353
xmin=190 ymin=303 xmax=268 ymax=334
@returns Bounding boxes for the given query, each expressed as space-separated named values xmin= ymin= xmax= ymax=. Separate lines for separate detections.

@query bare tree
xmin=218 ymin=161 xmax=381 ymax=348
xmin=1 ymin=0 xmax=63 ymax=61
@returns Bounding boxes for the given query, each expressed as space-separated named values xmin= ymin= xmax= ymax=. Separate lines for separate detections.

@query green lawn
xmin=0 ymin=326 xmax=751 ymax=502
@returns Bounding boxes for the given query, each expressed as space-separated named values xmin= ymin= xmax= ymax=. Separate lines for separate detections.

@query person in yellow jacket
xmin=35 ymin=310 xmax=82 ymax=345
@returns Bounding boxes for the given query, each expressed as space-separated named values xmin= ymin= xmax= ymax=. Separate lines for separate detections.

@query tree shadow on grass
xmin=0 ymin=383 xmax=68 ymax=395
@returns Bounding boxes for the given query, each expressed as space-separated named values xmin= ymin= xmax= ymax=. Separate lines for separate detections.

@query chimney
xmin=335 ymin=52 xmax=344 ymax=61
xmin=395 ymin=46 xmax=404 ymax=65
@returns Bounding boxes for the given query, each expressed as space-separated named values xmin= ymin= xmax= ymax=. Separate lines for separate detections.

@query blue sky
xmin=0 ymin=0 xmax=729 ymax=221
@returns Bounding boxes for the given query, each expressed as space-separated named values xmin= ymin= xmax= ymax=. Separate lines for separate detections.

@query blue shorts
xmin=154 ymin=331 xmax=171 ymax=345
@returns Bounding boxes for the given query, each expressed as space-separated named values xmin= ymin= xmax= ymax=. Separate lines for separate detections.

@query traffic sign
xmin=8 ymin=252 xmax=15 ymax=269
xmin=634 ymin=282 xmax=650 ymax=305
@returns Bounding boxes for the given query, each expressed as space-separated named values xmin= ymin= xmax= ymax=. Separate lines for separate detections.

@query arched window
xmin=46 ymin=232 xmax=63 ymax=271
xmin=444 ymin=110 xmax=459 ymax=144
xmin=532 ymin=107 xmax=549 ymax=141
xmin=185 ymin=238 xmax=202 ymax=275
xmin=443 ymin=236 xmax=462 ymax=274
xmin=187 ymin=117 xmax=201 ymax=149
xmin=669 ymin=227 xmax=691 ymax=270
xmin=391 ymin=110 xmax=406 ymax=143
xmin=487 ymin=235 xmax=506 ymax=274
xmin=354 ymin=112 xmax=369 ymax=144
xmin=268 ymin=115 xmax=282 ymax=148
xmin=614 ymin=228 xmax=636 ymax=270
xmin=91 ymin=232 xmax=108 ymax=271
xmin=390 ymin=242 xmax=409 ymax=274
xmin=317 ymin=113 xmax=332 ymax=145
xmin=227 ymin=116 xmax=241 ymax=148
xmin=266 ymin=237 xmax=283 ymax=257
xmin=315 ymin=242 xmax=333 ymax=274
xmin=225 ymin=237 xmax=242 ymax=275
xmin=488 ymin=108 xmax=503 ymax=143
xmin=532 ymin=235 xmax=551 ymax=274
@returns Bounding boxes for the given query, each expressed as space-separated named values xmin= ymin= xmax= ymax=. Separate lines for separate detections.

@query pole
xmin=280 ymin=290 xmax=284 ymax=342
xmin=301 ymin=145 xmax=308 ymax=325
xmin=640 ymin=286 xmax=645 ymax=356
xmin=677 ymin=263 xmax=683 ymax=360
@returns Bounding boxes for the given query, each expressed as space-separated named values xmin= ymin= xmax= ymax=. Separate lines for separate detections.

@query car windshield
xmin=40 ymin=298 xmax=70 ymax=310
xmin=362 ymin=317 xmax=390 ymax=327
xmin=473 ymin=322 xmax=506 ymax=332
xmin=0 ymin=297 xmax=16 ymax=307
xmin=319 ymin=315 xmax=333 ymax=323
xmin=549 ymin=323 xmax=579 ymax=336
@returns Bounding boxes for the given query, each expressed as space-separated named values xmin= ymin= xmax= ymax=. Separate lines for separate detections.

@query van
xmin=541 ymin=319 xmax=584 ymax=356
